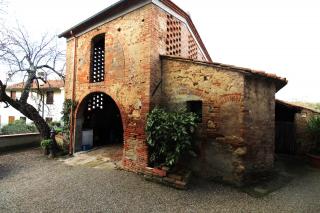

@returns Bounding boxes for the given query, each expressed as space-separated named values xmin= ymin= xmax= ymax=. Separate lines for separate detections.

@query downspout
xmin=69 ymin=31 xmax=77 ymax=155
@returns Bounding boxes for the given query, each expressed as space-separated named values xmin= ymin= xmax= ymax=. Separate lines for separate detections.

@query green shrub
xmin=307 ymin=116 xmax=320 ymax=154
xmin=0 ymin=120 xmax=38 ymax=135
xmin=51 ymin=121 xmax=61 ymax=128
xmin=146 ymin=108 xmax=198 ymax=168
xmin=40 ymin=139 xmax=53 ymax=149
xmin=49 ymin=121 xmax=63 ymax=134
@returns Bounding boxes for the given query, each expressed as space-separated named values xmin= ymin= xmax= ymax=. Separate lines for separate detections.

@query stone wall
xmin=295 ymin=109 xmax=319 ymax=154
xmin=0 ymin=133 xmax=41 ymax=149
xmin=243 ymin=77 xmax=276 ymax=182
xmin=161 ymin=57 xmax=281 ymax=185
xmin=161 ymin=57 xmax=247 ymax=184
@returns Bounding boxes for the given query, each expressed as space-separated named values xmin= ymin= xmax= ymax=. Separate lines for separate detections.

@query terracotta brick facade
xmin=63 ymin=1 xmax=285 ymax=185
xmin=66 ymin=5 xmax=156 ymax=172
xmin=64 ymin=3 xmax=211 ymax=173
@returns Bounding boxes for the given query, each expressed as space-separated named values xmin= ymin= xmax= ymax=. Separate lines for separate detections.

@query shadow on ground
xmin=240 ymin=154 xmax=317 ymax=198
xmin=0 ymin=164 xmax=12 ymax=180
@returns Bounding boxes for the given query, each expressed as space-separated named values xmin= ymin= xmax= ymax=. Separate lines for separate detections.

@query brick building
xmin=275 ymin=100 xmax=320 ymax=155
xmin=59 ymin=0 xmax=287 ymax=185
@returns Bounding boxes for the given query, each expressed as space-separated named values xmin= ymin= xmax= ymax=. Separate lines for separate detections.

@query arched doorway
xmin=74 ymin=92 xmax=123 ymax=152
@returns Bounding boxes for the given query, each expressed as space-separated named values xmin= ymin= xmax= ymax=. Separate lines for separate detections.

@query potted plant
xmin=40 ymin=139 xmax=53 ymax=156
xmin=307 ymin=116 xmax=320 ymax=168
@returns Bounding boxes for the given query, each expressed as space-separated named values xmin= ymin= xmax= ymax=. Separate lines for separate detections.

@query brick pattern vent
xmin=90 ymin=35 xmax=105 ymax=83
xmin=188 ymin=35 xmax=198 ymax=60
xmin=166 ymin=15 xmax=182 ymax=56
xmin=87 ymin=93 xmax=104 ymax=111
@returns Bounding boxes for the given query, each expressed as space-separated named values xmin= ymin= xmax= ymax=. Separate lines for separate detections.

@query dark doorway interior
xmin=275 ymin=100 xmax=301 ymax=154
xmin=82 ymin=93 xmax=123 ymax=147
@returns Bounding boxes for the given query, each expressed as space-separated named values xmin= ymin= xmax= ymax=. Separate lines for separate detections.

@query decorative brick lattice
xmin=166 ymin=15 xmax=182 ymax=56
xmin=90 ymin=35 xmax=105 ymax=83
xmin=87 ymin=93 xmax=104 ymax=111
xmin=188 ymin=35 xmax=198 ymax=60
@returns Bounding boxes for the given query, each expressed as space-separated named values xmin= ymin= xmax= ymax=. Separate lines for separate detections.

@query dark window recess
xmin=187 ymin=101 xmax=202 ymax=122
xmin=90 ymin=34 xmax=105 ymax=83
xmin=46 ymin=91 xmax=54 ymax=104
xmin=10 ymin=91 xmax=16 ymax=100
xmin=20 ymin=117 xmax=26 ymax=123
xmin=45 ymin=117 xmax=53 ymax=123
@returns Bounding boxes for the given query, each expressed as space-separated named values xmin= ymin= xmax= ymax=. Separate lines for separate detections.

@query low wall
xmin=0 ymin=133 xmax=41 ymax=150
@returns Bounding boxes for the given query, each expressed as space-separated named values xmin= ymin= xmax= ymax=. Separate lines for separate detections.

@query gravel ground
xmin=0 ymin=148 xmax=320 ymax=213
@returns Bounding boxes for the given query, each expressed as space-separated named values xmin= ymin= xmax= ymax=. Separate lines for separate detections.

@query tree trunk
xmin=0 ymin=81 xmax=50 ymax=139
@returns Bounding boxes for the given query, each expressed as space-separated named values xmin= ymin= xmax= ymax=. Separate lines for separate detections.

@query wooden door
xmin=275 ymin=121 xmax=296 ymax=154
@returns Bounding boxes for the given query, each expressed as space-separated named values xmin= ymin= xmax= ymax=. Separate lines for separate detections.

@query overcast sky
xmin=1 ymin=0 xmax=319 ymax=102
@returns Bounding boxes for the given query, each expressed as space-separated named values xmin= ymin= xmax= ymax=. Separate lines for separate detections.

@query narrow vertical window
xmin=45 ymin=117 xmax=53 ymax=123
xmin=90 ymin=34 xmax=105 ymax=83
xmin=46 ymin=91 xmax=54 ymax=104
xmin=20 ymin=117 xmax=26 ymax=123
xmin=10 ymin=91 xmax=16 ymax=100
xmin=8 ymin=116 xmax=15 ymax=124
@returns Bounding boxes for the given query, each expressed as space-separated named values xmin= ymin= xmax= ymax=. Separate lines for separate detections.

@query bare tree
xmin=0 ymin=0 xmax=7 ymax=15
xmin=0 ymin=25 xmax=65 ymax=139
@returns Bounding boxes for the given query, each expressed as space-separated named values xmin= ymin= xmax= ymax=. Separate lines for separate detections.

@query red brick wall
xmin=65 ymin=5 xmax=156 ymax=172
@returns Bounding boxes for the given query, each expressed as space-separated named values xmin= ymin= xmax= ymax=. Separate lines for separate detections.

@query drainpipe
xmin=69 ymin=31 xmax=77 ymax=155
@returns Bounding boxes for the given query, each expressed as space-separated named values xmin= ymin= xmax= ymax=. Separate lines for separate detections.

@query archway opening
xmin=75 ymin=92 xmax=123 ymax=152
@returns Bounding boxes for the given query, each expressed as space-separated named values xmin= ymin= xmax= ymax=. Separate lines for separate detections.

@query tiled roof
xmin=276 ymin=99 xmax=320 ymax=113
xmin=58 ymin=0 xmax=212 ymax=62
xmin=7 ymin=80 xmax=64 ymax=90
xmin=161 ymin=55 xmax=287 ymax=91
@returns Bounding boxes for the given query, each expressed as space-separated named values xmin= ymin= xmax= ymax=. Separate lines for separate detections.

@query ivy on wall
xmin=61 ymin=99 xmax=77 ymax=143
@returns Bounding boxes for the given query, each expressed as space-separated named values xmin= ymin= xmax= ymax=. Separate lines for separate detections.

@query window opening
xmin=187 ymin=101 xmax=202 ymax=123
xmin=46 ymin=91 xmax=54 ymax=104
xmin=90 ymin=34 xmax=105 ymax=83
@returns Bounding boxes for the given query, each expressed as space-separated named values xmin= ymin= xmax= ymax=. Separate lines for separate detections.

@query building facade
xmin=0 ymin=80 xmax=64 ymax=128
xmin=276 ymin=100 xmax=320 ymax=155
xmin=59 ymin=0 xmax=287 ymax=185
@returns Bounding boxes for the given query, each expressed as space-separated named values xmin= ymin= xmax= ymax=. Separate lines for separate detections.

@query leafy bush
xmin=146 ymin=108 xmax=198 ymax=168
xmin=40 ymin=139 xmax=53 ymax=149
xmin=51 ymin=121 xmax=61 ymax=128
xmin=307 ymin=116 xmax=320 ymax=154
xmin=0 ymin=120 xmax=37 ymax=135
xmin=49 ymin=121 xmax=63 ymax=134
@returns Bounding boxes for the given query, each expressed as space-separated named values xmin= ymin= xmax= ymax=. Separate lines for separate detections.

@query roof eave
xmin=58 ymin=0 xmax=212 ymax=62
xmin=159 ymin=0 xmax=212 ymax=62
xmin=160 ymin=55 xmax=287 ymax=90
xmin=58 ymin=0 xmax=151 ymax=38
